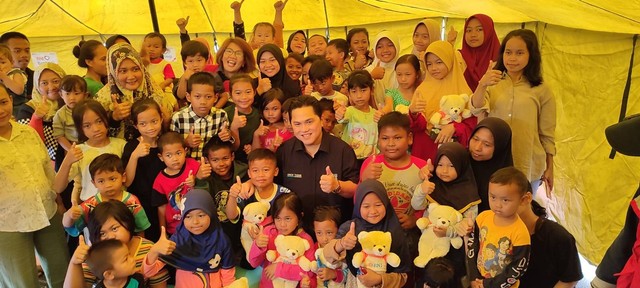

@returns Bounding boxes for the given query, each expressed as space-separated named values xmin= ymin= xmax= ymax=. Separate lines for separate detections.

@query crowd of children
xmin=0 ymin=4 xmax=594 ymax=288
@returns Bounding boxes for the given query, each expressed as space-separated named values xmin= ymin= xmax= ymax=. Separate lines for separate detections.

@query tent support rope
xmin=609 ymin=34 xmax=638 ymax=159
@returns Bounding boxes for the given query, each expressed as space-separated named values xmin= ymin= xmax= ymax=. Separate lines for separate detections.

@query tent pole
xmin=322 ymin=0 xmax=330 ymax=40
xmin=609 ymin=34 xmax=638 ymax=159
xmin=148 ymin=0 xmax=160 ymax=33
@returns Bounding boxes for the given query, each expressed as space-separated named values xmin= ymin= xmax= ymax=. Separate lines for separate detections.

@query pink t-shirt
xmin=259 ymin=128 xmax=293 ymax=152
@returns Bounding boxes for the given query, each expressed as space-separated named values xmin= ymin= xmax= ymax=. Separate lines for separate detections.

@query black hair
xmin=302 ymin=55 xmax=324 ymax=67
xmin=317 ymin=98 xmax=335 ymax=114
xmin=531 ymin=200 xmax=548 ymax=218
xmin=313 ymin=206 xmax=341 ymax=225
xmin=187 ymin=71 xmax=217 ymax=93
xmin=287 ymin=30 xmax=307 ymax=55
xmin=489 ymin=167 xmax=532 ymax=196
xmin=423 ymin=257 xmax=459 ymax=288
xmin=105 ymin=35 xmax=130 ymax=49
xmin=247 ymin=148 xmax=277 ymax=165
xmin=252 ymin=22 xmax=276 ymax=37
xmin=271 ymin=193 xmax=304 ymax=234
xmin=287 ymin=95 xmax=321 ymax=122
xmin=307 ymin=34 xmax=328 ymax=47
xmin=131 ymin=98 xmax=163 ymax=125
xmin=308 ymin=59 xmax=334 ymax=82
xmin=286 ymin=52 xmax=304 ymax=65
xmin=229 ymin=73 xmax=255 ymax=92
xmin=86 ymin=239 xmax=124 ymax=280
xmin=144 ymin=32 xmax=168 ymax=49
xmin=72 ymin=99 xmax=109 ymax=143
xmin=72 ymin=40 xmax=104 ymax=68
xmin=495 ymin=29 xmax=543 ymax=87
xmin=87 ymin=200 xmax=136 ymax=244
xmin=0 ymin=32 xmax=29 ymax=44
xmin=261 ymin=88 xmax=285 ymax=112
xmin=203 ymin=136 xmax=234 ymax=157
xmin=157 ymin=131 xmax=186 ymax=153
xmin=328 ymin=39 xmax=349 ymax=60
xmin=378 ymin=111 xmax=410 ymax=133
xmin=89 ymin=153 xmax=125 ymax=180
xmin=347 ymin=69 xmax=374 ymax=90
xmin=60 ymin=75 xmax=88 ymax=93
xmin=180 ymin=40 xmax=209 ymax=63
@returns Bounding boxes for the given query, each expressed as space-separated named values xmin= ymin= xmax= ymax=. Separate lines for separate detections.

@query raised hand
xmin=133 ymin=139 xmax=151 ymax=158
xmin=243 ymin=144 xmax=252 ymax=155
xmin=409 ymin=91 xmax=427 ymax=114
xmin=149 ymin=227 xmax=176 ymax=263
xmin=478 ymin=60 xmax=502 ymax=88
xmin=230 ymin=0 xmax=244 ymax=10
xmin=230 ymin=107 xmax=247 ymax=131
xmin=65 ymin=142 xmax=84 ymax=164
xmin=319 ymin=166 xmax=339 ymax=193
xmin=71 ymin=235 xmax=90 ymax=265
xmin=303 ymin=78 xmax=314 ymax=95
xmin=340 ymin=222 xmax=357 ymax=251
xmin=111 ymin=94 xmax=132 ymax=121
xmin=229 ymin=176 xmax=243 ymax=199
xmin=196 ymin=157 xmax=212 ymax=179
xmin=33 ymin=98 xmax=50 ymax=119
xmin=334 ymin=102 xmax=346 ymax=121
xmin=421 ymin=175 xmax=435 ymax=195
xmin=447 ymin=26 xmax=458 ymax=44
xmin=256 ymin=72 xmax=272 ymax=95
xmin=418 ymin=159 xmax=433 ymax=180
xmin=272 ymin=129 xmax=283 ymax=150
xmin=274 ymin=0 xmax=288 ymax=11
xmin=184 ymin=170 xmax=195 ymax=187
xmin=354 ymin=50 xmax=367 ymax=70
xmin=185 ymin=126 xmax=203 ymax=148
xmin=254 ymin=120 xmax=269 ymax=137
xmin=176 ymin=16 xmax=190 ymax=33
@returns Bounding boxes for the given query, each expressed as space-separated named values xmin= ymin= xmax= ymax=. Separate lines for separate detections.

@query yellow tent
xmin=2 ymin=0 xmax=639 ymax=264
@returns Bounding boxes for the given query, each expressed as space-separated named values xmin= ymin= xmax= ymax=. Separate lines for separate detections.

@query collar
xmin=292 ymin=131 xmax=332 ymax=154
xmin=0 ymin=121 xmax=22 ymax=141
xmin=188 ymin=106 xmax=213 ymax=121
xmin=150 ymin=58 xmax=163 ymax=64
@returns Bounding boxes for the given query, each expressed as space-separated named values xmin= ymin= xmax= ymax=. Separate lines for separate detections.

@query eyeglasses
xmin=224 ymin=49 xmax=243 ymax=57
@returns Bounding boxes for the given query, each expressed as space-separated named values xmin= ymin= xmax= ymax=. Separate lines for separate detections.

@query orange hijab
xmin=414 ymin=40 xmax=472 ymax=124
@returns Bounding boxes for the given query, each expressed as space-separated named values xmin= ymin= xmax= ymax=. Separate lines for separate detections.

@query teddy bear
xmin=310 ymin=247 xmax=346 ymax=288
xmin=414 ymin=203 xmax=464 ymax=268
xmin=429 ymin=94 xmax=472 ymax=139
xmin=240 ymin=201 xmax=270 ymax=256
xmin=352 ymin=231 xmax=401 ymax=288
xmin=266 ymin=234 xmax=312 ymax=288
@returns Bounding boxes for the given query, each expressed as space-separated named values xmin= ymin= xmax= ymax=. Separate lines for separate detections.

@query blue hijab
xmin=161 ymin=189 xmax=234 ymax=272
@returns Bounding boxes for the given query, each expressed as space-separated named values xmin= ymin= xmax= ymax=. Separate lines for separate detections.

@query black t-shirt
xmin=122 ymin=139 xmax=165 ymax=242
xmin=519 ymin=218 xmax=583 ymax=287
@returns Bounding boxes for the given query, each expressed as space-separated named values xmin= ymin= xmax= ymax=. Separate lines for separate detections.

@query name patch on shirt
xmin=287 ymin=173 xmax=302 ymax=179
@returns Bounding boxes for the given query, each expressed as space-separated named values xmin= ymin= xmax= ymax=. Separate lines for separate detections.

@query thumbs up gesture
xmin=218 ymin=121 xmax=231 ymax=142
xmin=320 ymin=166 xmax=339 ymax=193
xmin=133 ymin=139 xmax=151 ymax=159
xmin=334 ymin=101 xmax=346 ymax=121
xmin=421 ymin=175 xmax=435 ymax=195
xmin=447 ymin=26 xmax=458 ymax=44
xmin=230 ymin=0 xmax=244 ymax=10
xmin=409 ymin=90 xmax=427 ymax=114
xmin=303 ymin=78 xmax=314 ymax=96
xmin=370 ymin=61 xmax=385 ymax=80
xmin=272 ymin=129 xmax=283 ymax=150
xmin=63 ymin=198 xmax=84 ymax=227
xmin=64 ymin=142 xmax=84 ymax=164
xmin=253 ymin=120 xmax=269 ymax=137
xmin=254 ymin=225 xmax=269 ymax=248
xmin=419 ymin=159 xmax=434 ymax=180
xmin=149 ymin=227 xmax=176 ymax=264
xmin=229 ymin=176 xmax=243 ymax=199
xmin=185 ymin=126 xmax=203 ymax=148
xmin=111 ymin=94 xmax=132 ymax=121
xmin=196 ymin=157 xmax=212 ymax=179
xmin=256 ymin=72 xmax=272 ymax=95
xmin=34 ymin=98 xmax=50 ymax=119
xmin=354 ymin=50 xmax=368 ymax=70
xmin=184 ymin=170 xmax=195 ymax=187
xmin=362 ymin=153 xmax=383 ymax=181
xmin=274 ymin=0 xmax=288 ymax=11
xmin=478 ymin=60 xmax=502 ymax=88
xmin=71 ymin=235 xmax=90 ymax=265
xmin=340 ymin=222 xmax=357 ymax=251
xmin=176 ymin=16 xmax=190 ymax=33
xmin=230 ymin=107 xmax=247 ymax=131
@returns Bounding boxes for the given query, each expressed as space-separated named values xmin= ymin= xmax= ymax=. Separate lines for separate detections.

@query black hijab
xmin=468 ymin=117 xmax=514 ymax=212
xmin=337 ymin=179 xmax=411 ymax=276
xmin=254 ymin=44 xmax=301 ymax=105
xmin=287 ymin=30 xmax=307 ymax=56
xmin=427 ymin=142 xmax=480 ymax=213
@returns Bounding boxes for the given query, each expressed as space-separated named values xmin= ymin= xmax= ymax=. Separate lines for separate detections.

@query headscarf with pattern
xmin=27 ymin=63 xmax=66 ymax=122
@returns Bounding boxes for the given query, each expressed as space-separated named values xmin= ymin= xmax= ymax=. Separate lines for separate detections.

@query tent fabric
xmin=2 ymin=0 xmax=640 ymax=265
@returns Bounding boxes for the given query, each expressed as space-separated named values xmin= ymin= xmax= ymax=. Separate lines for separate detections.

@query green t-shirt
xmin=84 ymin=76 xmax=104 ymax=98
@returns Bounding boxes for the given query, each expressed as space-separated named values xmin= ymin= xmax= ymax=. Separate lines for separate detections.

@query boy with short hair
xmin=313 ymin=206 xmax=347 ymax=286
xmin=325 ymin=38 xmax=351 ymax=93
xmin=174 ymin=41 xmax=226 ymax=106
xmin=171 ymin=71 xmax=235 ymax=159
xmin=62 ymin=154 xmax=150 ymax=237
xmin=86 ymin=239 xmax=144 ymax=288
xmin=360 ymin=112 xmax=427 ymax=227
xmin=225 ymin=148 xmax=291 ymax=225
xmin=151 ymin=131 xmax=211 ymax=235
xmin=467 ymin=167 xmax=531 ymax=288
xmin=318 ymin=98 xmax=337 ymax=135
xmin=308 ymin=59 xmax=348 ymax=106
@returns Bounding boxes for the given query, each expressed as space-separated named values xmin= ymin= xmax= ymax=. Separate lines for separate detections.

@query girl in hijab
xmin=324 ymin=179 xmax=411 ymax=288
xmin=254 ymin=43 xmax=301 ymax=107
xmin=460 ymin=14 xmax=501 ymax=91
xmin=468 ymin=117 xmax=513 ymax=212
xmin=145 ymin=189 xmax=243 ymax=287
xmin=287 ymin=30 xmax=307 ymax=56
xmin=411 ymin=19 xmax=442 ymax=75
xmin=96 ymin=43 xmax=169 ymax=141
xmin=411 ymin=142 xmax=481 ymax=284
xmin=16 ymin=63 xmax=66 ymax=161
xmin=409 ymin=40 xmax=476 ymax=163
xmin=365 ymin=31 xmax=400 ymax=113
